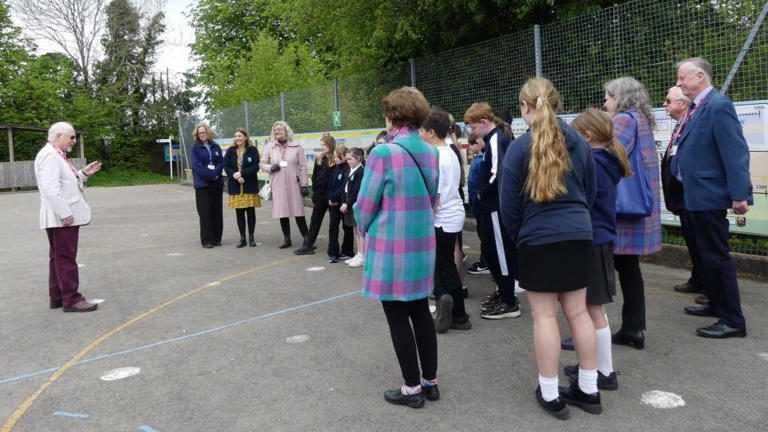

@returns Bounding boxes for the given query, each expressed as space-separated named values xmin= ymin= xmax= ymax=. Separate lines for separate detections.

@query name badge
xmin=279 ymin=160 xmax=288 ymax=167
xmin=207 ymin=164 xmax=215 ymax=170
xmin=337 ymin=173 xmax=342 ymax=180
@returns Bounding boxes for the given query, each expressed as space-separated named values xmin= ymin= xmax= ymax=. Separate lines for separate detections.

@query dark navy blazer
xmin=223 ymin=145 xmax=261 ymax=195
xmin=676 ymin=89 xmax=753 ymax=211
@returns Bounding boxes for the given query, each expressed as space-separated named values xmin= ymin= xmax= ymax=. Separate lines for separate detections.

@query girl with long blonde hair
xmin=498 ymin=78 xmax=600 ymax=419
xmin=295 ymin=134 xmax=337 ymax=255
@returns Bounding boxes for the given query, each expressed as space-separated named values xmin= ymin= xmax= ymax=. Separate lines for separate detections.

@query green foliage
xmin=85 ymin=168 xmax=178 ymax=187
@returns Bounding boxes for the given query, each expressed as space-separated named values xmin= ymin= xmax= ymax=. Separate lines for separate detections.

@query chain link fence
xmin=178 ymin=0 xmax=768 ymax=253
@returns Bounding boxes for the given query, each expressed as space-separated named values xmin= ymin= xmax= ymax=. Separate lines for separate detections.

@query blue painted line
xmin=138 ymin=426 xmax=158 ymax=432
xmin=52 ymin=411 xmax=90 ymax=419
xmin=0 ymin=290 xmax=359 ymax=386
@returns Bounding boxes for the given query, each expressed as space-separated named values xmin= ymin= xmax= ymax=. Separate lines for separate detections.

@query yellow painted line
xmin=1 ymin=255 xmax=308 ymax=432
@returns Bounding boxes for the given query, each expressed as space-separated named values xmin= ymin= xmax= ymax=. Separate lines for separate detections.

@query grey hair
xmin=269 ymin=120 xmax=295 ymax=142
xmin=47 ymin=122 xmax=75 ymax=142
xmin=676 ymin=57 xmax=712 ymax=81
xmin=604 ymin=77 xmax=656 ymax=127
xmin=667 ymin=86 xmax=691 ymax=103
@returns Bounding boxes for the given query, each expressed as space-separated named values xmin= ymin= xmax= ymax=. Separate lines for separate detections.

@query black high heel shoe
xmin=236 ymin=235 xmax=247 ymax=248
xmin=279 ymin=235 xmax=292 ymax=249
xmin=612 ymin=329 xmax=644 ymax=350
xmin=249 ymin=235 xmax=256 ymax=247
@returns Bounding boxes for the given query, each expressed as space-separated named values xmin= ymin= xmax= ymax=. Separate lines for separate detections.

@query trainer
xmin=34 ymin=122 xmax=102 ymax=312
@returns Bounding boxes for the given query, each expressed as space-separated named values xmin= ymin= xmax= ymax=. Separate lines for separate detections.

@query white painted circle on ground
xmin=306 ymin=266 xmax=325 ymax=272
xmin=256 ymin=242 xmax=263 ymax=246
xmin=429 ymin=305 xmax=437 ymax=314
xmin=207 ymin=281 xmax=221 ymax=287
xmin=757 ymin=352 xmax=768 ymax=362
xmin=317 ymin=235 xmax=327 ymax=239
xmin=140 ymin=233 xmax=149 ymax=237
xmin=462 ymin=245 xmax=470 ymax=250
xmin=166 ymin=252 xmax=183 ymax=257
xmin=286 ymin=335 xmax=310 ymax=344
xmin=259 ymin=221 xmax=269 ymax=224
xmin=641 ymin=390 xmax=685 ymax=409
xmin=100 ymin=367 xmax=141 ymax=381
xmin=77 ymin=264 xmax=85 ymax=268
xmin=90 ymin=299 xmax=105 ymax=304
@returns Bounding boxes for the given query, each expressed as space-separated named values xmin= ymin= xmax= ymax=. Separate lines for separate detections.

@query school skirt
xmin=518 ymin=240 xmax=591 ymax=293
xmin=586 ymin=242 xmax=616 ymax=305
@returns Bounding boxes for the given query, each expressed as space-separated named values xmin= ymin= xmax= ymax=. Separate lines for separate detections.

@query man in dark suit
xmin=661 ymin=87 xmax=705 ymax=300
xmin=675 ymin=58 xmax=752 ymax=338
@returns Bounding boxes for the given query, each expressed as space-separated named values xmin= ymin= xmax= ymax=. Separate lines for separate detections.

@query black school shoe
xmin=535 ymin=386 xmax=570 ymax=420
xmin=559 ymin=382 xmax=602 ymax=414
xmin=384 ymin=389 xmax=425 ymax=408
xmin=563 ymin=365 xmax=618 ymax=391
xmin=422 ymin=384 xmax=440 ymax=401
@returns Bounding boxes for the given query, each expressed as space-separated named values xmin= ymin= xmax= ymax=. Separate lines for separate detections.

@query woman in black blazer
xmin=223 ymin=128 xmax=261 ymax=247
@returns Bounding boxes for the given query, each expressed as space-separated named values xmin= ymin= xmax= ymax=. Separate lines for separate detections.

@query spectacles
xmin=664 ymin=98 xmax=686 ymax=103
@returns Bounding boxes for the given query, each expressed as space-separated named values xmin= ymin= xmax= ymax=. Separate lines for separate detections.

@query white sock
xmin=595 ymin=325 xmax=614 ymax=376
xmin=401 ymin=384 xmax=421 ymax=395
xmin=578 ymin=368 xmax=598 ymax=395
xmin=538 ymin=374 xmax=559 ymax=402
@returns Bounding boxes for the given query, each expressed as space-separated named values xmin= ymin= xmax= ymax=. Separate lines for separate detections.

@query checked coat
xmin=613 ymin=108 xmax=662 ymax=256
xmin=354 ymin=127 xmax=439 ymax=301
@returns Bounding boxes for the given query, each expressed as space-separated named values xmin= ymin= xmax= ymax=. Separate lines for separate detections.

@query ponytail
xmin=521 ymin=79 xmax=570 ymax=202
xmin=608 ymin=137 xmax=633 ymax=177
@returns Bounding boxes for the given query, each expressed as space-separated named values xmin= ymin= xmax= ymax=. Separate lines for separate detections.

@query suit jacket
xmin=661 ymin=123 xmax=685 ymax=215
xmin=34 ymin=143 xmax=91 ymax=229
xmin=223 ymin=145 xmax=261 ymax=195
xmin=677 ymin=89 xmax=753 ymax=211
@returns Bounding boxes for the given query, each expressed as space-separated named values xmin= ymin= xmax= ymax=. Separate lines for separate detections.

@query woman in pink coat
xmin=260 ymin=121 xmax=310 ymax=248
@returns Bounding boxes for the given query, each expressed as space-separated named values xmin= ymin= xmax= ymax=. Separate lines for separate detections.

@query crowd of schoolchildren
xmin=189 ymin=58 xmax=751 ymax=420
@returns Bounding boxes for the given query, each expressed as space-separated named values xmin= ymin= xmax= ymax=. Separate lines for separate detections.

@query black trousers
xmin=434 ymin=227 xmax=468 ymax=321
xmin=381 ymin=298 xmax=438 ymax=387
xmin=195 ymin=187 xmax=223 ymax=245
xmin=328 ymin=205 xmax=354 ymax=258
xmin=679 ymin=209 xmax=701 ymax=287
xmin=235 ymin=207 xmax=256 ymax=237
xmin=614 ymin=254 xmax=645 ymax=331
xmin=304 ymin=198 xmax=329 ymax=247
xmin=280 ymin=216 xmax=308 ymax=239
xmin=684 ymin=209 xmax=746 ymax=328
xmin=477 ymin=211 xmax=517 ymax=305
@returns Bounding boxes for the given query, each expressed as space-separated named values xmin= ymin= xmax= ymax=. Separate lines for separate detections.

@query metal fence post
xmin=721 ymin=0 xmax=768 ymax=95
xmin=334 ymin=78 xmax=340 ymax=131
xmin=280 ymin=92 xmax=286 ymax=121
xmin=7 ymin=127 xmax=14 ymax=191
xmin=534 ymin=25 xmax=542 ymax=77
xmin=243 ymin=102 xmax=250 ymax=135
xmin=409 ymin=58 xmax=416 ymax=87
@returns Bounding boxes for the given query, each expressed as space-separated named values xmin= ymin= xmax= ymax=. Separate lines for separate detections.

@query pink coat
xmin=260 ymin=140 xmax=307 ymax=218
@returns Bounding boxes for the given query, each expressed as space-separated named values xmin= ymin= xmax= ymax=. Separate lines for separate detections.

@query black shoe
xmin=422 ymin=384 xmax=440 ymax=401
xmin=467 ymin=262 xmax=491 ymax=275
xmin=481 ymin=301 xmax=521 ymax=319
xmin=237 ymin=236 xmax=247 ymax=248
xmin=684 ymin=305 xmax=718 ymax=317
xmin=461 ymin=285 xmax=469 ymax=299
xmin=249 ymin=235 xmax=256 ymax=247
xmin=535 ymin=386 xmax=570 ymax=420
xmin=338 ymin=253 xmax=354 ymax=260
xmin=294 ymin=245 xmax=315 ymax=255
xmin=696 ymin=321 xmax=747 ymax=339
xmin=328 ymin=256 xmax=339 ymax=263
xmin=383 ymin=389 xmax=424 ymax=408
xmin=202 ymin=243 xmax=213 ymax=249
xmin=559 ymin=382 xmax=601 ymax=414
xmin=450 ymin=319 xmax=472 ymax=330
xmin=561 ymin=337 xmax=575 ymax=351
xmin=50 ymin=300 xmax=63 ymax=309
xmin=279 ymin=236 xmax=292 ymax=249
xmin=673 ymin=282 xmax=704 ymax=294
xmin=434 ymin=294 xmax=454 ymax=334
xmin=612 ymin=329 xmax=644 ymax=350
xmin=563 ymin=365 xmax=619 ymax=391
xmin=213 ymin=241 xmax=222 ymax=247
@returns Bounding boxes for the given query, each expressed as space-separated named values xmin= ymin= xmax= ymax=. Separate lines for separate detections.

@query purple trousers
xmin=46 ymin=226 xmax=85 ymax=306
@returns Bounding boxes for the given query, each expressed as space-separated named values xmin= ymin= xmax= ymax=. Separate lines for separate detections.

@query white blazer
xmin=34 ymin=143 xmax=92 ymax=229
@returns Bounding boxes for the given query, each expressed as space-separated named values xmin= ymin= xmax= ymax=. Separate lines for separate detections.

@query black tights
xmin=235 ymin=208 xmax=255 ymax=237
xmin=280 ymin=216 xmax=308 ymax=239
xmin=614 ymin=254 xmax=646 ymax=331
xmin=381 ymin=298 xmax=438 ymax=387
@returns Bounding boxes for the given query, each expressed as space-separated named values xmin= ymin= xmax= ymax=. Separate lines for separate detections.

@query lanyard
xmin=674 ymin=93 xmax=709 ymax=144
xmin=53 ymin=145 xmax=78 ymax=178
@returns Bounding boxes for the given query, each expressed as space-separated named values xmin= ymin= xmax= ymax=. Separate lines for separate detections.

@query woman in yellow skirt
xmin=223 ymin=128 xmax=261 ymax=247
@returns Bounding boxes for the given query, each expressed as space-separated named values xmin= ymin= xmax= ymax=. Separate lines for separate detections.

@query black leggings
xmin=381 ymin=298 xmax=437 ymax=387
xmin=235 ymin=207 xmax=255 ymax=237
xmin=614 ymin=254 xmax=646 ymax=331
xmin=279 ymin=216 xmax=308 ymax=238
xmin=434 ymin=227 xmax=467 ymax=321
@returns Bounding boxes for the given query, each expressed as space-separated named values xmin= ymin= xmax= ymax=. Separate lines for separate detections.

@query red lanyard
xmin=674 ymin=93 xmax=709 ymax=143
xmin=53 ymin=145 xmax=78 ymax=178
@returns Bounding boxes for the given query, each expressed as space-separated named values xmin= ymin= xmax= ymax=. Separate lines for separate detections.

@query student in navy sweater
xmin=463 ymin=102 xmax=520 ymax=320
xmin=327 ymin=145 xmax=354 ymax=263
xmin=499 ymin=78 xmax=599 ymax=419
xmin=558 ymin=108 xmax=633 ymax=392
